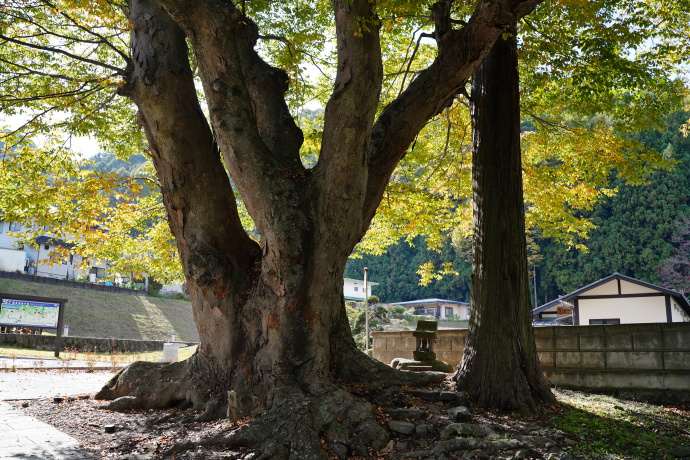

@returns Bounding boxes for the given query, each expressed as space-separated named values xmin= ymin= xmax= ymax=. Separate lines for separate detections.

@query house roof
xmin=533 ymin=272 xmax=690 ymax=317
xmin=391 ymin=298 xmax=469 ymax=307
xmin=35 ymin=235 xmax=75 ymax=250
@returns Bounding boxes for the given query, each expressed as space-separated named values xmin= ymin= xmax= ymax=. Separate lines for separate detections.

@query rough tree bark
xmin=455 ymin=24 xmax=556 ymax=414
xmin=94 ymin=0 xmax=545 ymax=457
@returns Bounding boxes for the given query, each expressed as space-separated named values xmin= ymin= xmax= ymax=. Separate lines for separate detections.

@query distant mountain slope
xmin=0 ymin=279 xmax=198 ymax=342
xmin=86 ymin=151 xmax=149 ymax=177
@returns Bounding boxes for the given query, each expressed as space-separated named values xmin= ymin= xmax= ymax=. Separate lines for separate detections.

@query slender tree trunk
xmin=455 ymin=24 xmax=556 ymax=414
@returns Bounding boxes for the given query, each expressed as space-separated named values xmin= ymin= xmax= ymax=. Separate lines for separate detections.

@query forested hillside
xmin=537 ymin=111 xmax=690 ymax=301
xmin=348 ymin=112 xmax=690 ymax=305
xmin=87 ymin=151 xmax=148 ymax=177
xmin=345 ymin=237 xmax=472 ymax=303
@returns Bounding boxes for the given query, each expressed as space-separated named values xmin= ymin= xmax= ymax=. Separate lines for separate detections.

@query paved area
xmin=0 ymin=402 xmax=95 ymax=459
xmin=0 ymin=370 xmax=117 ymax=401
xmin=0 ymin=370 xmax=117 ymax=459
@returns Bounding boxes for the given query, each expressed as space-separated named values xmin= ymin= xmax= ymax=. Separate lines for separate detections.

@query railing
xmin=0 ymin=270 xmax=147 ymax=296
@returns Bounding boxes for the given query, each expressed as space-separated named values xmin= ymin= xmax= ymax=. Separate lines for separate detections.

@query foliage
xmin=349 ymin=306 xmax=386 ymax=351
xmin=1 ymin=0 xmax=688 ymax=294
xmin=356 ymin=0 xmax=689 ymax=266
xmin=538 ymin=112 xmax=690 ymax=300
xmin=345 ymin=235 xmax=471 ymax=303
xmin=0 ymin=132 xmax=182 ymax=284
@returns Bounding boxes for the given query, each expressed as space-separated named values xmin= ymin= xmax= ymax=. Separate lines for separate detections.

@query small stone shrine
xmin=413 ymin=320 xmax=439 ymax=362
xmin=390 ymin=320 xmax=453 ymax=373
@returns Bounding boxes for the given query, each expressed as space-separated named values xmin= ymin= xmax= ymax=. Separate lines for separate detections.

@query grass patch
xmin=0 ymin=344 xmax=198 ymax=364
xmin=0 ymin=278 xmax=198 ymax=342
xmin=552 ymin=388 xmax=690 ymax=459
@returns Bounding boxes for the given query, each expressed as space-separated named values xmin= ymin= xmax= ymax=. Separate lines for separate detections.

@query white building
xmin=0 ymin=220 xmax=109 ymax=280
xmin=391 ymin=298 xmax=471 ymax=320
xmin=533 ymin=273 xmax=690 ymax=326
xmin=343 ymin=277 xmax=378 ymax=303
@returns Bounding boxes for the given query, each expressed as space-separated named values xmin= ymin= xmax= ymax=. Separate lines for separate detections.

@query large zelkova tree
xmin=1 ymin=0 xmax=546 ymax=457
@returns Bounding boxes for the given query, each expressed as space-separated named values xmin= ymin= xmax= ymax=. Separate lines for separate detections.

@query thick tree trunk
xmin=95 ymin=0 xmax=546 ymax=457
xmin=455 ymin=24 xmax=556 ymax=414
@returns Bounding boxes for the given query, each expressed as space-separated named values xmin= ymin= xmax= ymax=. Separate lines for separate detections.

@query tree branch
xmin=363 ymin=0 xmax=545 ymax=228
xmin=155 ymin=0 xmax=305 ymax=235
xmin=39 ymin=0 xmax=131 ymax=63
xmin=314 ymin=0 xmax=383 ymax=235
xmin=0 ymin=33 xmax=125 ymax=75
xmin=126 ymin=0 xmax=260 ymax=282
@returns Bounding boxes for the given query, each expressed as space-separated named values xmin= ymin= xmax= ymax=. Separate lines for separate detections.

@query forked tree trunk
xmin=94 ymin=0 xmax=546 ymax=457
xmin=455 ymin=24 xmax=556 ymax=414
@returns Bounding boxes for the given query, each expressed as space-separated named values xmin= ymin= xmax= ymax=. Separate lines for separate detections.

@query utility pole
xmin=533 ymin=262 xmax=538 ymax=309
xmin=363 ymin=267 xmax=369 ymax=353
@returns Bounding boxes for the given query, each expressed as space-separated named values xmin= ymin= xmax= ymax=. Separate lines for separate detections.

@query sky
xmin=1 ymin=113 xmax=100 ymax=158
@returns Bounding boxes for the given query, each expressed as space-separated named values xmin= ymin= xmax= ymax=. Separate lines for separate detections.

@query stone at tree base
xmin=515 ymin=449 xmax=529 ymax=459
xmin=385 ymin=408 xmax=427 ymax=420
xmin=391 ymin=357 xmax=454 ymax=373
xmin=347 ymin=419 xmax=388 ymax=453
xmin=395 ymin=441 xmax=408 ymax=451
xmin=439 ymin=390 xmax=461 ymax=402
xmin=328 ymin=443 xmax=348 ymax=460
xmin=670 ymin=445 xmax=690 ymax=458
xmin=415 ymin=424 xmax=429 ymax=437
xmin=466 ymin=449 xmax=490 ymax=459
xmin=441 ymin=423 xmax=497 ymax=440
xmin=388 ymin=420 xmax=416 ymax=435
xmin=447 ymin=406 xmax=472 ymax=422
xmin=409 ymin=389 xmax=440 ymax=401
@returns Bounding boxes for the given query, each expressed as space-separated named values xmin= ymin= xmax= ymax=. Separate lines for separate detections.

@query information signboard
xmin=0 ymin=292 xmax=67 ymax=357
xmin=557 ymin=306 xmax=573 ymax=316
xmin=0 ymin=298 xmax=60 ymax=328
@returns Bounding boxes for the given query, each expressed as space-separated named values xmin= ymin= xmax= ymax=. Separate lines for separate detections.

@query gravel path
xmin=0 ymin=369 xmax=116 ymax=400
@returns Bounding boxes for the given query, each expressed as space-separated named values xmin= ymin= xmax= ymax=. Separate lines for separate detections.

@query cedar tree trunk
xmin=455 ymin=24 xmax=556 ymax=414
xmin=95 ymin=1 xmax=545 ymax=457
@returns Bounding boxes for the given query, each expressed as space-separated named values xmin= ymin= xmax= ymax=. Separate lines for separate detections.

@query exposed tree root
xmin=97 ymin=352 xmax=446 ymax=459
xmin=160 ymin=388 xmax=389 ymax=460
xmin=332 ymin=309 xmax=445 ymax=388
xmin=96 ymin=320 xmax=447 ymax=459
xmin=95 ymin=356 xmax=226 ymax=420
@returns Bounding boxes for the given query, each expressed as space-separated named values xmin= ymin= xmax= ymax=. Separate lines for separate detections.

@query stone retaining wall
xmin=0 ymin=333 xmax=173 ymax=353
xmin=372 ymin=322 xmax=690 ymax=395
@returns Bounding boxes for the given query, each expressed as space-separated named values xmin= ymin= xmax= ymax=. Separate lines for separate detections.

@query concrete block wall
xmin=372 ymin=322 xmax=690 ymax=393
xmin=372 ymin=329 xmax=468 ymax=367
xmin=535 ymin=322 xmax=690 ymax=392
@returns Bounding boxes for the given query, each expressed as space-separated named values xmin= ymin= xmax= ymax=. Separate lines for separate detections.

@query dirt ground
xmin=7 ymin=370 xmax=690 ymax=459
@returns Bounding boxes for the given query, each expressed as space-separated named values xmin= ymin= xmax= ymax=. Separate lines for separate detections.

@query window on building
xmin=9 ymin=222 xmax=21 ymax=231
xmin=445 ymin=307 xmax=453 ymax=318
xmin=0 ymin=222 xmax=4 ymax=233
xmin=589 ymin=319 xmax=620 ymax=325
xmin=353 ymin=286 xmax=358 ymax=292
xmin=44 ymin=244 xmax=50 ymax=250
